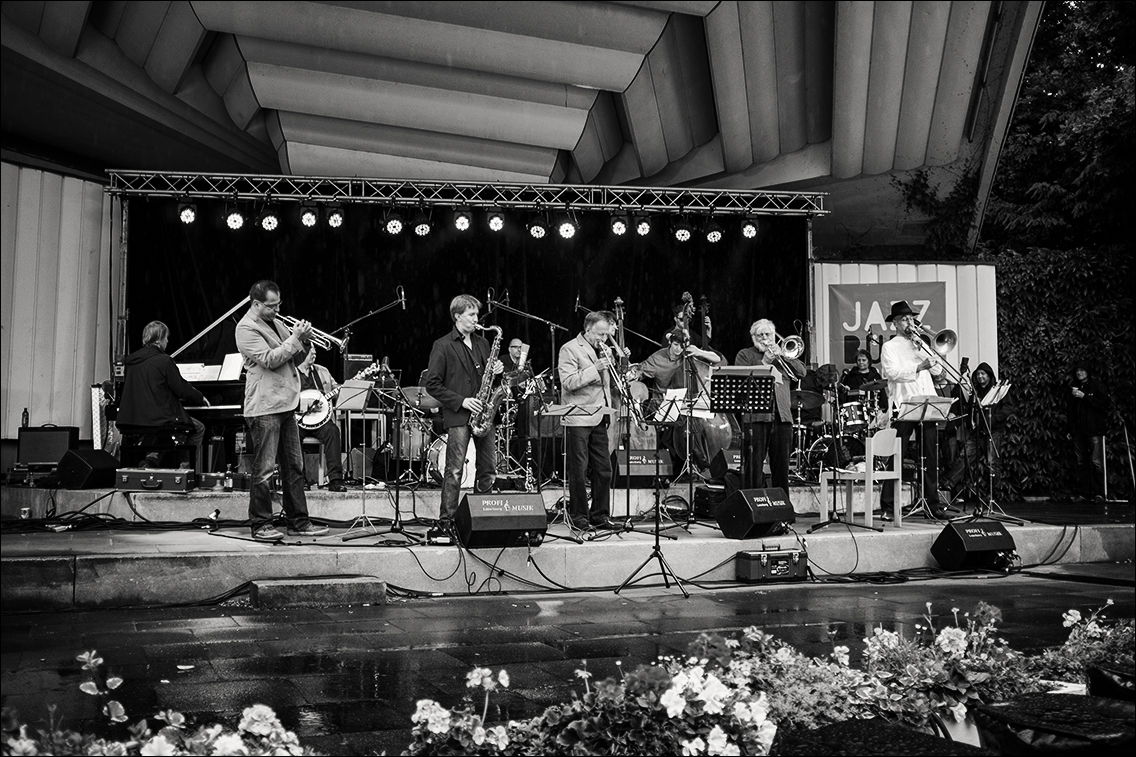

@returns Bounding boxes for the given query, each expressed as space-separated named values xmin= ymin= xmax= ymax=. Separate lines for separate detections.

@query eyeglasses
xmin=257 ymin=300 xmax=282 ymax=311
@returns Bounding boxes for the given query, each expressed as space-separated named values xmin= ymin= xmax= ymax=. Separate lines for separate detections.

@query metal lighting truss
xmin=107 ymin=171 xmax=828 ymax=217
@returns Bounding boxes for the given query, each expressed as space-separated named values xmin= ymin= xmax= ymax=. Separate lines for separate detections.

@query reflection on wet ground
xmin=2 ymin=572 xmax=1133 ymax=755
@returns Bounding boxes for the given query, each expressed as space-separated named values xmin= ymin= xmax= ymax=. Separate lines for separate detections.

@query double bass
xmin=684 ymin=294 xmax=739 ymax=464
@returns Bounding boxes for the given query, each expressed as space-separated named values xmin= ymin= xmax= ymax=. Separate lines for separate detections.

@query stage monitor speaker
xmin=931 ymin=520 xmax=1017 ymax=571
xmin=709 ymin=448 xmax=742 ymax=479
xmin=57 ymin=449 xmax=119 ymax=489
xmin=611 ymin=449 xmax=672 ymax=487
xmin=455 ymin=493 xmax=547 ymax=548
xmin=716 ymin=488 xmax=796 ymax=540
xmin=17 ymin=426 xmax=79 ymax=466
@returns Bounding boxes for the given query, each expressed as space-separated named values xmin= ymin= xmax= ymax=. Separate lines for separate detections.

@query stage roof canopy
xmin=2 ymin=1 xmax=1043 ymax=249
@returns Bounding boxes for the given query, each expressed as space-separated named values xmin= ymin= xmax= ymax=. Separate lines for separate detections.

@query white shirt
xmin=880 ymin=334 xmax=943 ymax=415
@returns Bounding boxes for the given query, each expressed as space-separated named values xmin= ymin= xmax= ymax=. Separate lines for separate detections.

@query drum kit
xmin=791 ymin=379 xmax=888 ymax=480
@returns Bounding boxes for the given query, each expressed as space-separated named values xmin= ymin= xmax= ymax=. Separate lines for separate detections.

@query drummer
xmin=797 ymin=364 xmax=838 ymax=428
xmin=840 ymin=349 xmax=887 ymax=413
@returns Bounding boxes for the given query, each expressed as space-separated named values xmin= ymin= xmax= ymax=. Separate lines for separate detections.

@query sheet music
xmin=218 ymin=353 xmax=243 ymax=381
xmin=176 ymin=363 xmax=207 ymax=381
xmin=981 ymin=381 xmax=1011 ymax=407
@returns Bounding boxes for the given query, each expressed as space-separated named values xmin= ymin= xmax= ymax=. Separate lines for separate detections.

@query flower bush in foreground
xmin=1028 ymin=598 xmax=1135 ymax=684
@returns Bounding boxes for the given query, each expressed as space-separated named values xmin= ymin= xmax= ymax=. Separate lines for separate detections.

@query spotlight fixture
xmin=224 ymin=205 xmax=244 ymax=230
xmin=527 ymin=215 xmax=549 ymax=239
xmin=741 ymin=216 xmax=759 ymax=239
xmin=454 ymin=208 xmax=472 ymax=231
xmin=487 ymin=208 xmax=505 ymax=232
xmin=635 ymin=214 xmax=651 ymax=236
xmin=384 ymin=209 xmax=404 ymax=235
xmin=177 ymin=201 xmax=196 ymax=225
xmin=705 ymin=218 xmax=724 ymax=244
xmin=299 ymin=203 xmax=319 ymax=228
xmin=610 ymin=213 xmax=629 ymax=236
xmin=326 ymin=205 xmax=345 ymax=229
xmin=557 ymin=213 xmax=577 ymax=239
xmin=258 ymin=205 xmax=280 ymax=232
xmin=412 ymin=210 xmax=432 ymax=237
xmin=673 ymin=217 xmax=693 ymax=243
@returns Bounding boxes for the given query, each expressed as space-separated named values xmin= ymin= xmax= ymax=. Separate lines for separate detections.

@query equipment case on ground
xmin=735 ymin=548 xmax=808 ymax=583
xmin=116 ymin=468 xmax=196 ymax=493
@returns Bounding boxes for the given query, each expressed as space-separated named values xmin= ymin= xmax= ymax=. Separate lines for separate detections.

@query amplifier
xmin=736 ymin=548 xmax=808 ymax=583
xmin=611 ymin=449 xmax=672 ymax=486
xmin=455 ymin=493 xmax=547 ymax=548
xmin=18 ymin=426 xmax=79 ymax=465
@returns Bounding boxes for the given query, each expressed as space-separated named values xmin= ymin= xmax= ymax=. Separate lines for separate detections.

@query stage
xmin=2 ymin=482 xmax=1132 ymax=611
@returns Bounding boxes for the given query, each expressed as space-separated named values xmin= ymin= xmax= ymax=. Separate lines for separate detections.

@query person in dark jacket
xmin=117 ymin=321 xmax=208 ymax=467
xmin=1068 ymin=365 xmax=1110 ymax=500
xmin=942 ymin=362 xmax=1012 ymax=501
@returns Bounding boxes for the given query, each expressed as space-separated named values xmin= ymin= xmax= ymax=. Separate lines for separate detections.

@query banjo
xmin=296 ymin=361 xmax=380 ymax=431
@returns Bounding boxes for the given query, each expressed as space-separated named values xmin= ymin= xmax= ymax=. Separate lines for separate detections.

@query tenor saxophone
xmin=469 ymin=324 xmax=505 ymax=437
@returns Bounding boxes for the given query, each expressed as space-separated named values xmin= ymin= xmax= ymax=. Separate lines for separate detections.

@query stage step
xmin=250 ymin=576 xmax=387 ymax=609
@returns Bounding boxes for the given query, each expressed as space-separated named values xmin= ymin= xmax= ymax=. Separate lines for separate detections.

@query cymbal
xmin=858 ymin=380 xmax=887 ymax=392
xmin=401 ymin=386 xmax=441 ymax=410
xmin=791 ymin=389 xmax=825 ymax=410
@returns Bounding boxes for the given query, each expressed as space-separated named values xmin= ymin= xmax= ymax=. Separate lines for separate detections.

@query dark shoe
xmin=931 ymin=509 xmax=949 ymax=519
xmin=876 ymin=510 xmax=894 ymax=522
xmin=252 ymin=525 xmax=284 ymax=541
xmin=328 ymin=479 xmax=347 ymax=492
xmin=570 ymin=519 xmax=591 ymax=531
xmin=590 ymin=518 xmax=619 ymax=530
xmin=288 ymin=523 xmax=329 ymax=536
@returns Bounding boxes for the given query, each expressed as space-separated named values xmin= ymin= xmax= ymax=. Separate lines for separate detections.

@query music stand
xmin=616 ymin=393 xmax=687 ymax=596
xmin=709 ymin=366 xmax=775 ymax=490
xmin=539 ymin=403 xmax=617 ymax=543
xmin=951 ymin=382 xmax=1024 ymax=526
xmin=334 ymin=379 xmax=387 ymax=539
xmin=624 ymin=393 xmax=684 ymax=537
xmin=896 ymin=395 xmax=954 ymax=520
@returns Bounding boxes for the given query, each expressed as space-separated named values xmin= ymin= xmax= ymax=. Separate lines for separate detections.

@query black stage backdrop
xmin=125 ymin=199 xmax=809 ymax=382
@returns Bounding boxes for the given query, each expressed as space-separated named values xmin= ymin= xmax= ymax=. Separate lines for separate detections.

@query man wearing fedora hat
xmin=880 ymin=300 xmax=948 ymax=518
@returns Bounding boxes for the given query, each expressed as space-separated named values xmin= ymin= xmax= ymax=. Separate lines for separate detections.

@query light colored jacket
xmin=236 ymin=310 xmax=306 ymax=417
xmin=558 ymin=334 xmax=613 ymax=428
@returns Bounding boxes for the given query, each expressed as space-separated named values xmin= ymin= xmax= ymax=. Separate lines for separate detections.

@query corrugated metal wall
xmin=812 ymin=261 xmax=999 ymax=376
xmin=1 ymin=162 xmax=119 ymax=440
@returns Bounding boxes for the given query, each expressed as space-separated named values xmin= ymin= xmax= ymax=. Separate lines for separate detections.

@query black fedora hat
xmin=885 ymin=300 xmax=917 ymax=322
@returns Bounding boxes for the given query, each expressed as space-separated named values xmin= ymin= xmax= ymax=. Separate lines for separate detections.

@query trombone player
xmin=735 ymin=319 xmax=806 ymax=492
xmin=880 ymin=300 xmax=947 ymax=518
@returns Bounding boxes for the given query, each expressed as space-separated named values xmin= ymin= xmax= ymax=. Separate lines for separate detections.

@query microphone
xmin=398 ymin=285 xmax=406 ymax=310
xmin=503 ymin=289 xmax=510 ymax=306
xmin=575 ymin=293 xmax=580 ymax=311
xmin=487 ymin=288 xmax=494 ymax=313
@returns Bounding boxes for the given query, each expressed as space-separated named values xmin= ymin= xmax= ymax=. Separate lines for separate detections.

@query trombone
xmin=277 ymin=315 xmax=347 ymax=352
xmin=907 ymin=320 xmax=964 ymax=384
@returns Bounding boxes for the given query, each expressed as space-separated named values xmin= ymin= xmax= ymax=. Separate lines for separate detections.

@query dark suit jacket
xmin=117 ymin=345 xmax=206 ymax=428
xmin=425 ymin=327 xmax=492 ymax=429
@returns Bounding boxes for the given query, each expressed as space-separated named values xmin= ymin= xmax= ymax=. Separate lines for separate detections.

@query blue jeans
xmin=247 ymin=412 xmax=313 ymax=533
xmin=440 ymin=424 xmax=497 ymax=519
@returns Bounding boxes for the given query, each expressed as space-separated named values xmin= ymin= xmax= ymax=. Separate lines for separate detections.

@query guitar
xmin=296 ymin=361 xmax=380 ymax=431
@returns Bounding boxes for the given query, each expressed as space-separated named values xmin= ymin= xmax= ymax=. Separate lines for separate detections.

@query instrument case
xmin=117 ymin=468 xmax=196 ymax=493
xmin=735 ymin=548 xmax=808 ymax=583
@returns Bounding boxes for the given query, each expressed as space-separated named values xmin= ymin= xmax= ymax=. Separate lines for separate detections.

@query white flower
xmin=210 ymin=733 xmax=249 ymax=756
xmin=681 ymin=736 xmax=706 ymax=755
xmin=140 ymin=734 xmax=178 ymax=756
xmin=426 ymin=708 xmax=451 ymax=735
xmin=754 ymin=720 xmax=778 ymax=752
xmin=773 ymin=647 xmax=794 ymax=664
xmin=498 ymin=669 xmax=510 ymax=688
xmin=724 ymin=638 xmax=740 ymax=648
xmin=749 ymin=692 xmax=770 ymax=724
xmin=661 ymin=686 xmax=687 ymax=718
xmin=706 ymin=725 xmax=731 ymax=755
xmin=832 ymin=645 xmax=850 ymax=666
xmin=486 ymin=725 xmax=509 ymax=748
xmin=733 ymin=701 xmax=753 ymax=722
xmin=472 ymin=726 xmax=487 ymax=746
xmin=698 ymin=674 xmax=730 ymax=714
xmin=950 ymin=702 xmax=969 ymax=723
xmin=1062 ymin=609 xmax=1082 ymax=627
xmin=1084 ymin=621 xmax=1104 ymax=638
xmin=6 ymin=736 xmax=39 ymax=756
xmin=238 ymin=704 xmax=280 ymax=736
xmin=936 ymin=626 xmax=968 ymax=657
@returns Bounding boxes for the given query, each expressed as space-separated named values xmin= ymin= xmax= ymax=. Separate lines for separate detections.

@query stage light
xmin=557 ymin=213 xmax=577 ymax=239
xmin=454 ymin=208 xmax=472 ymax=231
xmin=527 ymin=215 xmax=548 ymax=239
xmin=178 ymin=201 xmax=196 ymax=224
xmin=299 ymin=203 xmax=318 ymax=228
xmin=635 ymin=215 xmax=651 ymax=236
xmin=705 ymin=218 xmax=724 ymax=244
xmin=258 ymin=205 xmax=280 ymax=232
xmin=413 ymin=210 xmax=431 ymax=236
xmin=224 ymin=205 xmax=244 ymax=230
xmin=741 ymin=216 xmax=759 ymax=239
xmin=487 ymin=209 xmax=505 ymax=232
xmin=384 ymin=209 xmax=404 ymax=235
xmin=673 ymin=218 xmax=693 ymax=242
xmin=326 ymin=205 xmax=345 ymax=229
xmin=610 ymin=213 xmax=629 ymax=236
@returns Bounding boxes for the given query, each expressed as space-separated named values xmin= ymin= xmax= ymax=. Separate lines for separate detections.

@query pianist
xmin=236 ymin=280 xmax=329 ymax=540
xmin=118 ymin=320 xmax=208 ymax=468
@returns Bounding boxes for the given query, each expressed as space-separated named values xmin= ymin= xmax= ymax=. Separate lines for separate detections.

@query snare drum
xmin=839 ymin=401 xmax=868 ymax=434
xmin=426 ymin=434 xmax=476 ymax=488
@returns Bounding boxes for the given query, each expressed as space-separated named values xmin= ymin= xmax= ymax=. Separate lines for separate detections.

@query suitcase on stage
xmin=116 ymin=468 xmax=197 ymax=493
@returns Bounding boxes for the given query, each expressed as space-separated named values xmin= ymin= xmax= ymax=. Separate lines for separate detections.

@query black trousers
xmin=303 ymin=420 xmax=343 ymax=483
xmin=742 ymin=420 xmax=792 ymax=492
xmin=882 ymin=420 xmax=938 ymax=506
xmin=565 ymin=421 xmax=612 ymax=525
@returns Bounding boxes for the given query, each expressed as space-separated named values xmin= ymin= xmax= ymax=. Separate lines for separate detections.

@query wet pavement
xmin=2 ymin=568 xmax=1133 ymax=755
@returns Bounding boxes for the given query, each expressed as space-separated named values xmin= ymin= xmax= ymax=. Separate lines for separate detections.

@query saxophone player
xmin=558 ymin=311 xmax=623 ymax=532
xmin=425 ymin=295 xmax=503 ymax=525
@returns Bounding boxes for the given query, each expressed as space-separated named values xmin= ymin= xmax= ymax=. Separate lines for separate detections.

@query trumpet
xmin=277 ymin=315 xmax=347 ymax=352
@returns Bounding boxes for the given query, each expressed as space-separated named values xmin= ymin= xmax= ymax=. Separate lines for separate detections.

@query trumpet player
xmin=236 ymin=279 xmax=328 ymax=540
xmin=735 ymin=319 xmax=806 ymax=492
xmin=880 ymin=300 xmax=946 ymax=517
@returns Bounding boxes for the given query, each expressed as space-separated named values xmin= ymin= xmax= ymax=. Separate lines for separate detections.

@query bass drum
xmin=806 ymin=435 xmax=866 ymax=471
xmin=426 ymin=434 xmax=477 ymax=488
